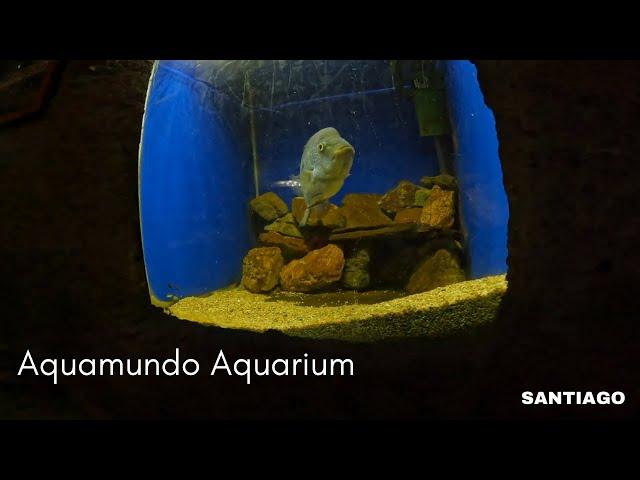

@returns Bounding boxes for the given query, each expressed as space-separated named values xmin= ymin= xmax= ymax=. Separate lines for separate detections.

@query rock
xmin=280 ymin=244 xmax=345 ymax=292
xmin=405 ymin=248 xmax=465 ymax=294
xmin=329 ymin=223 xmax=414 ymax=241
xmin=394 ymin=207 xmax=423 ymax=224
xmin=419 ymin=186 xmax=455 ymax=229
xmin=340 ymin=193 xmax=392 ymax=229
xmin=420 ymin=174 xmax=458 ymax=191
xmin=241 ymin=247 xmax=284 ymax=293
xmin=343 ymin=193 xmax=382 ymax=204
xmin=291 ymin=197 xmax=345 ymax=229
xmin=378 ymin=181 xmax=421 ymax=215
xmin=264 ymin=213 xmax=302 ymax=237
xmin=292 ymin=197 xmax=318 ymax=225
xmin=417 ymin=236 xmax=465 ymax=259
xmin=414 ymin=188 xmax=431 ymax=206
xmin=341 ymin=245 xmax=371 ymax=290
xmin=258 ymin=231 xmax=310 ymax=259
xmin=249 ymin=192 xmax=288 ymax=221
xmin=321 ymin=205 xmax=346 ymax=229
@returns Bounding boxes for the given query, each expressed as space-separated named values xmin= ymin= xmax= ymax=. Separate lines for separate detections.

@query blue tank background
xmin=440 ymin=60 xmax=509 ymax=277
xmin=254 ymin=89 xmax=440 ymax=206
xmin=139 ymin=60 xmax=509 ymax=304
xmin=139 ymin=62 xmax=254 ymax=303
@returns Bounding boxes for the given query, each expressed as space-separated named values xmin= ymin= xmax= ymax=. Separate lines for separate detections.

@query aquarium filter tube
xmin=245 ymin=73 xmax=260 ymax=197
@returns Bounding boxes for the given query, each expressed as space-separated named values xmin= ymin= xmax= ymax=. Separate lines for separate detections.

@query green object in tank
xmin=389 ymin=60 xmax=450 ymax=137
xmin=414 ymin=88 xmax=450 ymax=137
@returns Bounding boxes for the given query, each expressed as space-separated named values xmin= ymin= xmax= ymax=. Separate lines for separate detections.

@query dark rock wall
xmin=474 ymin=60 xmax=639 ymax=330
xmin=1 ymin=61 xmax=154 ymax=417
xmin=2 ymin=60 xmax=152 ymax=333
xmin=1 ymin=60 xmax=638 ymax=419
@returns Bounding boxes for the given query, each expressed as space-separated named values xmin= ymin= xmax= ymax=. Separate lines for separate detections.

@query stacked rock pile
xmin=241 ymin=174 xmax=466 ymax=294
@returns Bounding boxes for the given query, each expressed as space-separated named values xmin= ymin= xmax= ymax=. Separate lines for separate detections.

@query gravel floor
xmin=168 ymin=274 xmax=507 ymax=342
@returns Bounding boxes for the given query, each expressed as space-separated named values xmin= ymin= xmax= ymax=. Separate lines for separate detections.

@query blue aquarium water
xmin=139 ymin=60 xmax=509 ymax=305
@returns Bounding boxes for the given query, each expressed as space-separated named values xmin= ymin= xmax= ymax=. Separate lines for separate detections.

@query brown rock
xmin=291 ymin=197 xmax=318 ymax=225
xmin=258 ymin=231 xmax=310 ymax=259
xmin=340 ymin=193 xmax=392 ymax=229
xmin=321 ymin=205 xmax=346 ymax=229
xmin=394 ymin=207 xmax=423 ymax=224
xmin=416 ymin=236 xmax=466 ymax=259
xmin=419 ymin=174 xmax=458 ymax=191
xmin=378 ymin=181 xmax=421 ymax=214
xmin=419 ymin=186 xmax=455 ymax=229
xmin=343 ymin=193 xmax=382 ymax=205
xmin=291 ymin=197 xmax=345 ymax=229
xmin=241 ymin=247 xmax=284 ymax=293
xmin=279 ymin=244 xmax=345 ymax=292
xmin=405 ymin=248 xmax=465 ymax=294
xmin=341 ymin=245 xmax=371 ymax=290
xmin=264 ymin=213 xmax=302 ymax=237
xmin=414 ymin=188 xmax=431 ymax=207
xmin=329 ymin=223 xmax=415 ymax=241
xmin=249 ymin=192 xmax=288 ymax=221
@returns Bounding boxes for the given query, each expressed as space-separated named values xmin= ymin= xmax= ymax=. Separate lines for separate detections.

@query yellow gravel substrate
xmin=167 ymin=274 xmax=507 ymax=342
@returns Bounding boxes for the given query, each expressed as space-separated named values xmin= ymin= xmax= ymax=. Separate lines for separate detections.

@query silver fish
xmin=297 ymin=127 xmax=355 ymax=226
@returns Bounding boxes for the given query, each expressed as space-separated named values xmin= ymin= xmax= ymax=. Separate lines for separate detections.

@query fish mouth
xmin=333 ymin=145 xmax=355 ymax=159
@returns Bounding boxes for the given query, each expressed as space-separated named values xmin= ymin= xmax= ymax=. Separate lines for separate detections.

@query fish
xmin=295 ymin=127 xmax=355 ymax=227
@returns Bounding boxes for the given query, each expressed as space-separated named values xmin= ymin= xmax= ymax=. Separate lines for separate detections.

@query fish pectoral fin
xmin=299 ymin=169 xmax=313 ymax=188
xmin=300 ymin=207 xmax=311 ymax=227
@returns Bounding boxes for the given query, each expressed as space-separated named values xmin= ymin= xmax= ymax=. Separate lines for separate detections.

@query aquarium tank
xmin=139 ymin=59 xmax=509 ymax=341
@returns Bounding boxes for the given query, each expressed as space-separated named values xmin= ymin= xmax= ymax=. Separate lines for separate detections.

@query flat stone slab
xmin=329 ymin=223 xmax=415 ymax=241
xmin=328 ymin=223 xmax=463 ymax=242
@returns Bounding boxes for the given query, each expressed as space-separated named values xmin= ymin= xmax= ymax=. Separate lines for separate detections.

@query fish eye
xmin=318 ymin=143 xmax=325 ymax=152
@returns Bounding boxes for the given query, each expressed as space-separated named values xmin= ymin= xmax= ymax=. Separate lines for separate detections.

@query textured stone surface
xmin=292 ymin=197 xmax=319 ymax=226
xmin=343 ymin=193 xmax=382 ymax=204
xmin=420 ymin=174 xmax=457 ymax=191
xmin=279 ymin=244 xmax=345 ymax=292
xmin=258 ymin=231 xmax=310 ymax=259
xmin=250 ymin=192 xmax=288 ymax=221
xmin=474 ymin=60 xmax=640 ymax=334
xmin=241 ymin=247 xmax=284 ymax=293
xmin=264 ymin=213 xmax=302 ymax=238
xmin=414 ymin=188 xmax=431 ymax=207
xmin=378 ymin=181 xmax=421 ymax=215
xmin=291 ymin=197 xmax=345 ymax=229
xmin=405 ymin=248 xmax=465 ymax=294
xmin=341 ymin=245 xmax=371 ymax=290
xmin=394 ymin=208 xmax=423 ymax=224
xmin=419 ymin=186 xmax=455 ymax=229
xmin=329 ymin=223 xmax=414 ymax=241
xmin=340 ymin=193 xmax=392 ymax=229
xmin=320 ymin=204 xmax=346 ymax=229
